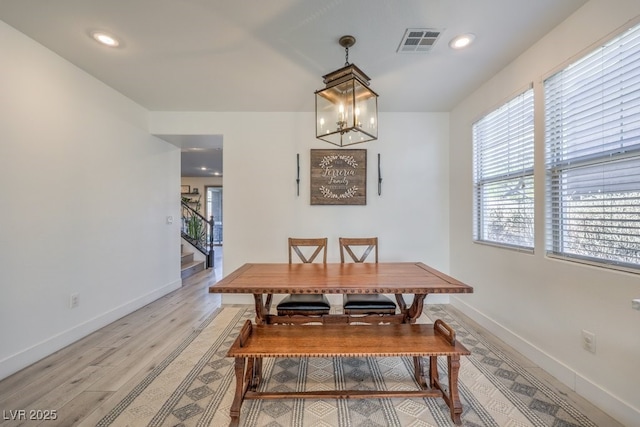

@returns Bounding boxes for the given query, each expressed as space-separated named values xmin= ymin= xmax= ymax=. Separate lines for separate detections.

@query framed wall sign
xmin=310 ymin=149 xmax=366 ymax=205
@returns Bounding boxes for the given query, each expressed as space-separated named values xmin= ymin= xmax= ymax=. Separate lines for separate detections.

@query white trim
xmin=540 ymin=15 xmax=640 ymax=83
xmin=451 ymin=297 xmax=640 ymax=426
xmin=0 ymin=279 xmax=182 ymax=380
xmin=575 ymin=374 xmax=640 ymax=427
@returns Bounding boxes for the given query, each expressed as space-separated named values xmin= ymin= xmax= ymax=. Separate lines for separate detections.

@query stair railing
xmin=181 ymin=200 xmax=214 ymax=268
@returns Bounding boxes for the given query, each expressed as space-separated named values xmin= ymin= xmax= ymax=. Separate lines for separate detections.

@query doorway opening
xmin=206 ymin=186 xmax=223 ymax=246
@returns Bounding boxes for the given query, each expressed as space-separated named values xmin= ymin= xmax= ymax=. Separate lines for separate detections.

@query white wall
xmin=449 ymin=1 xmax=640 ymax=425
xmin=0 ymin=21 xmax=182 ymax=379
xmin=150 ymin=111 xmax=452 ymax=306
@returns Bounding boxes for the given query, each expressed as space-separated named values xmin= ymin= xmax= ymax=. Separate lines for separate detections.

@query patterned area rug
xmin=97 ymin=305 xmax=598 ymax=427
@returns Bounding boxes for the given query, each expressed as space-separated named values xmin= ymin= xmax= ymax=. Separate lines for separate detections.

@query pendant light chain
xmin=345 ymin=45 xmax=350 ymax=66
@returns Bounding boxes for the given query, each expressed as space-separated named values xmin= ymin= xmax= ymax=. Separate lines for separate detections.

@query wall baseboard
xmin=574 ymin=372 xmax=640 ymax=427
xmin=451 ymin=297 xmax=640 ymax=427
xmin=0 ymin=279 xmax=182 ymax=380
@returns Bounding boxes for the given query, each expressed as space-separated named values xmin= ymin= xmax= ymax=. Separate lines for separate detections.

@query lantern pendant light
xmin=315 ymin=35 xmax=378 ymax=147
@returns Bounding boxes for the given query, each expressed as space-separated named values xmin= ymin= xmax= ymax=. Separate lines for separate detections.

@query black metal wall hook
xmin=378 ymin=153 xmax=382 ymax=196
xmin=296 ymin=153 xmax=300 ymax=196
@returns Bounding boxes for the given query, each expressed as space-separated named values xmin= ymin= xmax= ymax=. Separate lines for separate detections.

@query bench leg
xmin=429 ymin=355 xmax=439 ymax=388
xmin=446 ymin=355 xmax=463 ymax=425
xmin=250 ymin=357 xmax=263 ymax=390
xmin=230 ymin=357 xmax=246 ymax=427
xmin=245 ymin=357 xmax=256 ymax=391
xmin=413 ymin=356 xmax=427 ymax=388
xmin=430 ymin=355 xmax=464 ymax=424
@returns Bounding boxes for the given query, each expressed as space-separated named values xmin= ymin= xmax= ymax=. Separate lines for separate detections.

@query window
xmin=473 ymin=88 xmax=535 ymax=249
xmin=545 ymin=22 xmax=640 ymax=270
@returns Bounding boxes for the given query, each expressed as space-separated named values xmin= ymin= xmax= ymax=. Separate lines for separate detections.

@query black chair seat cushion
xmin=276 ymin=294 xmax=331 ymax=312
xmin=343 ymin=294 xmax=397 ymax=310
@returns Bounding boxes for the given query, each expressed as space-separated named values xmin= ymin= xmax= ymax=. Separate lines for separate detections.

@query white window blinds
xmin=473 ymin=88 xmax=534 ymax=249
xmin=545 ymin=22 xmax=640 ymax=269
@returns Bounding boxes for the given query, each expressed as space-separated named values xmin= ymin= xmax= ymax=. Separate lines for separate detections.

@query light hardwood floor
xmin=0 ymin=267 xmax=223 ymax=427
xmin=0 ymin=262 xmax=623 ymax=427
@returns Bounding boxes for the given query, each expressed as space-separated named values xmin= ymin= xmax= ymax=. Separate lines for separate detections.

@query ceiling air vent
xmin=397 ymin=28 xmax=443 ymax=53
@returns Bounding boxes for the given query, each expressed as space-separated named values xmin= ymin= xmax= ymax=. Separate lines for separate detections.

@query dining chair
xmin=339 ymin=237 xmax=397 ymax=315
xmin=276 ymin=237 xmax=331 ymax=316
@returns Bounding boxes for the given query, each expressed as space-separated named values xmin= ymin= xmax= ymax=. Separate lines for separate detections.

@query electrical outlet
xmin=166 ymin=215 xmax=174 ymax=225
xmin=633 ymin=299 xmax=640 ymax=311
xmin=69 ymin=293 xmax=79 ymax=309
xmin=581 ymin=330 xmax=596 ymax=354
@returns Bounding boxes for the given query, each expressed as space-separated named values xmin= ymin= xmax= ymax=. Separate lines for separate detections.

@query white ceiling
xmin=0 ymin=0 xmax=588 ymax=176
xmin=161 ymin=134 xmax=224 ymax=178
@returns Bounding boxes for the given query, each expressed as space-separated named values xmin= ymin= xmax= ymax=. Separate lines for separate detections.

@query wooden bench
xmin=226 ymin=319 xmax=470 ymax=426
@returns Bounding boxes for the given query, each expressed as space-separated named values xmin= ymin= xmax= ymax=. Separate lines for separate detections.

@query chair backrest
xmin=288 ymin=237 xmax=328 ymax=264
xmin=339 ymin=237 xmax=378 ymax=263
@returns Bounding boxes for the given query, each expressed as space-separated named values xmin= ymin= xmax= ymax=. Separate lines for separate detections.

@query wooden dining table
xmin=208 ymin=262 xmax=473 ymax=324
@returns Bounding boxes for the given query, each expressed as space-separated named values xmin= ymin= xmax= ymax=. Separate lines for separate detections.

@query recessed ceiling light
xmin=91 ymin=31 xmax=120 ymax=47
xmin=200 ymin=167 xmax=207 ymax=171
xmin=449 ymin=33 xmax=475 ymax=50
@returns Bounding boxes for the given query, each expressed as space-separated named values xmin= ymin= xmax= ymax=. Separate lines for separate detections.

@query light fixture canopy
xmin=315 ymin=35 xmax=378 ymax=147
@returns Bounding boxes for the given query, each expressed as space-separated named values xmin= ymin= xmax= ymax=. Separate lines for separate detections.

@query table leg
xmin=406 ymin=294 xmax=427 ymax=323
xmin=264 ymin=294 xmax=273 ymax=313
xmin=395 ymin=294 xmax=407 ymax=314
xmin=253 ymin=294 xmax=267 ymax=325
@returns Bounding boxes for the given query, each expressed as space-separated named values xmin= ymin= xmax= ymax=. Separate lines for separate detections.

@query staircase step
xmin=181 ymin=251 xmax=194 ymax=265
xmin=181 ymin=259 xmax=205 ymax=280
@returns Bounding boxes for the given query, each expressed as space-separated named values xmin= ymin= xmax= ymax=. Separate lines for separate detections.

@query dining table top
xmin=208 ymin=262 xmax=474 ymax=295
